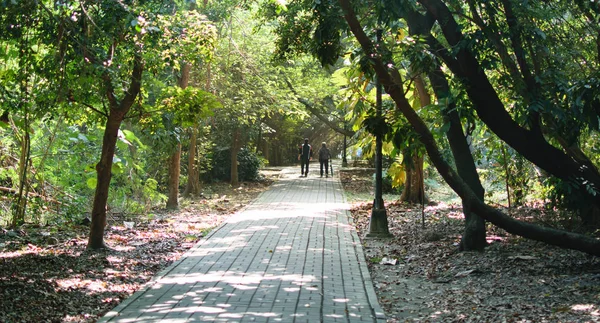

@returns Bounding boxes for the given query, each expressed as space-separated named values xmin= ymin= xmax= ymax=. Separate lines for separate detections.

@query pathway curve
xmin=100 ymin=166 xmax=385 ymax=323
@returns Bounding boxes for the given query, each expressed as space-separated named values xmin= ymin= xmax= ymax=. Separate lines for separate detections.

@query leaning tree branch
xmin=284 ymin=77 xmax=355 ymax=137
xmin=416 ymin=0 xmax=600 ymax=207
xmin=337 ymin=0 xmax=600 ymax=256
xmin=465 ymin=0 xmax=527 ymax=97
xmin=72 ymin=99 xmax=108 ymax=117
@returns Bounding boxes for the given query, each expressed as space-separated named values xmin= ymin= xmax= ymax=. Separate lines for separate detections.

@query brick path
xmin=100 ymin=166 xmax=385 ymax=323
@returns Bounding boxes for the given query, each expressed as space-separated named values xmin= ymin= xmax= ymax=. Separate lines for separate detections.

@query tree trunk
xmin=428 ymin=66 xmax=487 ymax=251
xmin=88 ymin=54 xmax=143 ymax=250
xmin=399 ymin=154 xmax=426 ymax=204
xmin=12 ymin=122 xmax=30 ymax=227
xmin=256 ymin=123 xmax=262 ymax=155
xmin=230 ymin=128 xmax=241 ymax=187
xmin=88 ymin=112 xmax=124 ymax=248
xmin=166 ymin=143 xmax=181 ymax=209
xmin=179 ymin=63 xmax=190 ymax=89
xmin=166 ymin=63 xmax=191 ymax=205
xmin=338 ymin=0 xmax=600 ymax=256
xmin=399 ymin=75 xmax=429 ymax=204
xmin=263 ymin=139 xmax=270 ymax=164
xmin=183 ymin=128 xmax=200 ymax=197
xmin=404 ymin=2 xmax=503 ymax=250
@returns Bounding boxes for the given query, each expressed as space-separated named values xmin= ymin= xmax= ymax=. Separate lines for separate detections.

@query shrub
xmin=373 ymin=170 xmax=402 ymax=194
xmin=203 ymin=147 xmax=263 ymax=182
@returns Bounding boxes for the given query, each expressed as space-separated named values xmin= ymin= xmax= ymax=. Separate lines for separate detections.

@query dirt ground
xmin=340 ymin=168 xmax=600 ymax=323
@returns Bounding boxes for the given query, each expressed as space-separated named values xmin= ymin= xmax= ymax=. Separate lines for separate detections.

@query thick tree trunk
xmin=88 ymin=54 xmax=143 ymax=250
xmin=179 ymin=63 xmax=190 ymax=89
xmin=166 ymin=143 xmax=181 ymax=209
xmin=88 ymin=113 xmax=124 ymax=248
xmin=403 ymin=6 xmax=487 ymax=250
xmin=399 ymin=155 xmax=426 ymax=204
xmin=338 ymin=0 xmax=600 ymax=256
xmin=183 ymin=128 xmax=200 ymax=197
xmin=428 ymin=66 xmax=487 ymax=251
xmin=399 ymin=75 xmax=429 ymax=205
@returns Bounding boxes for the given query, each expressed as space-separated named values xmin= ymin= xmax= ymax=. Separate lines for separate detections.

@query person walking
xmin=318 ymin=142 xmax=331 ymax=178
xmin=298 ymin=138 xmax=312 ymax=177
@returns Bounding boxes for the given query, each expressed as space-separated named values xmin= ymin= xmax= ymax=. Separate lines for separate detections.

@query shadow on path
xmin=100 ymin=167 xmax=384 ymax=323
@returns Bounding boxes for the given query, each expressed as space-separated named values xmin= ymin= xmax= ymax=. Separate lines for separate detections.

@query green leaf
xmin=440 ymin=122 xmax=451 ymax=134
xmin=112 ymin=163 xmax=123 ymax=174
xmin=87 ymin=177 xmax=97 ymax=189
xmin=78 ymin=133 xmax=89 ymax=143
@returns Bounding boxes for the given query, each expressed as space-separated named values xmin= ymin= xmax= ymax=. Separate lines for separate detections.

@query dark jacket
xmin=300 ymin=143 xmax=312 ymax=160
xmin=318 ymin=147 xmax=331 ymax=161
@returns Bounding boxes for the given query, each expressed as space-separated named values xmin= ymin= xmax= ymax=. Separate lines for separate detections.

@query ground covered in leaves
xmin=341 ymin=169 xmax=600 ymax=322
xmin=0 ymin=176 xmax=275 ymax=323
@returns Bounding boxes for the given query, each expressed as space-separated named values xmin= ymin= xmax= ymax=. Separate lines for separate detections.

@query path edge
xmin=335 ymin=171 xmax=387 ymax=322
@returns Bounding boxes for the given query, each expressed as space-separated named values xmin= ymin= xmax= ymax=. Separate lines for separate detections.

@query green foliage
xmin=259 ymin=0 xmax=346 ymax=66
xmin=157 ymin=86 xmax=221 ymax=127
xmin=541 ymin=176 xmax=595 ymax=226
xmin=362 ymin=116 xmax=390 ymax=138
xmin=506 ymin=154 xmax=532 ymax=206
xmin=204 ymin=148 xmax=263 ymax=183
xmin=375 ymin=170 xmax=402 ymax=194
xmin=147 ymin=10 xmax=217 ymax=73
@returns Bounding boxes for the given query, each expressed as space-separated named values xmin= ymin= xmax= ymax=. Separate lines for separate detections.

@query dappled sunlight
xmin=227 ymin=204 xmax=346 ymax=223
xmin=333 ymin=298 xmax=350 ymax=303
xmin=55 ymin=278 xmax=110 ymax=293
xmin=229 ymin=225 xmax=280 ymax=233
xmin=572 ymin=304 xmax=599 ymax=316
xmin=98 ymin=168 xmax=383 ymax=322
xmin=157 ymin=271 xmax=320 ymax=287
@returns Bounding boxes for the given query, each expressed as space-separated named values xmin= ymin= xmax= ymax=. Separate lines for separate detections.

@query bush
xmin=373 ymin=170 xmax=402 ymax=194
xmin=203 ymin=147 xmax=263 ymax=182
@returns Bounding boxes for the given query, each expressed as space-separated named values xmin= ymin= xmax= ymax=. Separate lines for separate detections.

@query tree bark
xmin=88 ymin=54 xmax=143 ymax=250
xmin=428 ymin=66 xmax=487 ymax=251
xmin=166 ymin=143 xmax=181 ymax=209
xmin=399 ymin=154 xmax=426 ymax=204
xmin=230 ymin=128 xmax=242 ymax=187
xmin=337 ymin=0 xmax=600 ymax=256
xmin=166 ymin=63 xmax=191 ymax=206
xmin=399 ymin=75 xmax=429 ymax=205
xmin=183 ymin=128 xmax=200 ymax=197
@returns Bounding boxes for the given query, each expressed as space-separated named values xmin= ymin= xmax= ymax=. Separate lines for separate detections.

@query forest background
xmin=1 ymin=0 xmax=600 ymax=321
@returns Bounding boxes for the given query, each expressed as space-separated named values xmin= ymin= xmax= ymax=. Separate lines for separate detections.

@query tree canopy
xmin=0 ymin=0 xmax=599 ymax=255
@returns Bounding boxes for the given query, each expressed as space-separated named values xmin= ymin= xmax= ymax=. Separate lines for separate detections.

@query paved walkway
xmin=100 ymin=166 xmax=385 ymax=323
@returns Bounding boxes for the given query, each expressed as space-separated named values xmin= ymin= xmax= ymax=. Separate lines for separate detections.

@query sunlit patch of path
xmin=99 ymin=165 xmax=385 ymax=323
